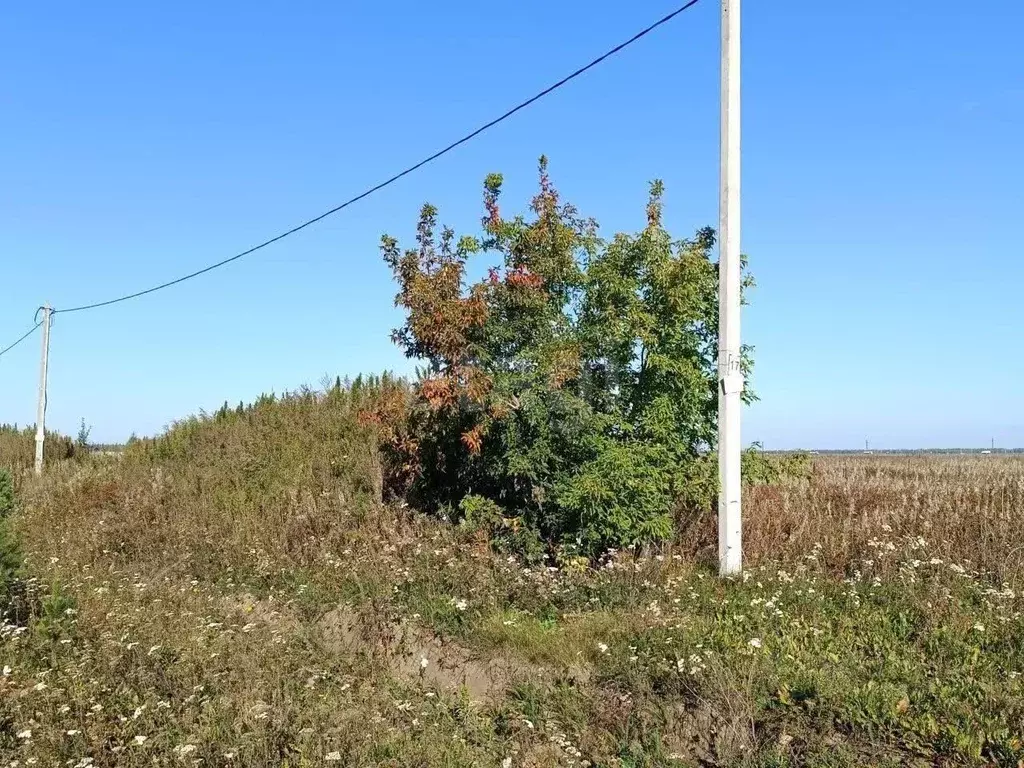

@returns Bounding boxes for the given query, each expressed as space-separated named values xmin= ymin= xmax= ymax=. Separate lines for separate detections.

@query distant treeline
xmin=88 ymin=443 xmax=126 ymax=453
xmin=772 ymin=448 xmax=1024 ymax=455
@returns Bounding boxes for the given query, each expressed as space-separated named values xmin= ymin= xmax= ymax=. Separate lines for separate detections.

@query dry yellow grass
xmin=0 ymin=426 xmax=78 ymax=482
xmin=744 ymin=453 xmax=1024 ymax=583
xmin=673 ymin=453 xmax=1024 ymax=586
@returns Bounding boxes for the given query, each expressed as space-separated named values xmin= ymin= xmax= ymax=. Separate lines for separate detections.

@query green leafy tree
xmin=379 ymin=158 xmax=755 ymax=553
xmin=76 ymin=418 xmax=92 ymax=449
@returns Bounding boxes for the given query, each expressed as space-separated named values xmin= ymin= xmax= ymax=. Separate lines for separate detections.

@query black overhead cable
xmin=55 ymin=0 xmax=704 ymax=315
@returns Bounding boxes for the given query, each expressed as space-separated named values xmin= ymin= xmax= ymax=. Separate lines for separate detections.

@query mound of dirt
xmin=320 ymin=604 xmax=555 ymax=703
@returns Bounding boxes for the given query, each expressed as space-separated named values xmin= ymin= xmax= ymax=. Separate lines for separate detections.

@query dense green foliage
xmin=0 ymin=469 xmax=23 ymax=612
xmin=381 ymin=159 xmax=755 ymax=553
xmin=742 ymin=444 xmax=812 ymax=486
xmin=0 ymin=469 xmax=13 ymax=518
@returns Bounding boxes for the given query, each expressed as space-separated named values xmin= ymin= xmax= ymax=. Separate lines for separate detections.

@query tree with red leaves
xmin=380 ymin=157 xmax=754 ymax=555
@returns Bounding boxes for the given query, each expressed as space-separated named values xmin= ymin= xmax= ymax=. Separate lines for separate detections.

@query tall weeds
xmin=0 ymin=425 xmax=78 ymax=480
xmin=741 ymin=453 xmax=1024 ymax=584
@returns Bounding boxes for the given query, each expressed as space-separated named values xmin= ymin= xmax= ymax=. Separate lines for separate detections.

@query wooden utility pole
xmin=718 ymin=0 xmax=743 ymax=576
xmin=34 ymin=305 xmax=52 ymax=475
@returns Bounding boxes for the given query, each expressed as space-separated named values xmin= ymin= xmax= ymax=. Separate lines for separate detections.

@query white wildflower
xmin=16 ymin=729 xmax=31 ymax=739
xmin=597 ymin=643 xmax=609 ymax=654
xmin=420 ymin=656 xmax=429 ymax=670
xmin=67 ymin=730 xmax=82 ymax=736
xmin=452 ymin=598 xmax=468 ymax=611
xmin=748 ymin=637 xmax=763 ymax=649
xmin=973 ymin=623 xmax=985 ymax=632
xmin=134 ymin=735 xmax=148 ymax=745
xmin=325 ymin=752 xmax=342 ymax=762
xmin=173 ymin=744 xmax=197 ymax=758
xmin=502 ymin=758 xmax=513 ymax=768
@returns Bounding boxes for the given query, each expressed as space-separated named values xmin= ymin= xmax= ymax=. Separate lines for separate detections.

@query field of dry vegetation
xmin=2 ymin=390 xmax=1023 ymax=767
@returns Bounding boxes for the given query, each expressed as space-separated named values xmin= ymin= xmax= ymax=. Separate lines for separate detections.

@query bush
xmin=742 ymin=444 xmax=811 ymax=486
xmin=379 ymin=159 xmax=757 ymax=554
xmin=556 ymin=442 xmax=674 ymax=550
xmin=0 ymin=468 xmax=14 ymax=517
xmin=459 ymin=493 xmax=546 ymax=563
xmin=0 ymin=517 xmax=19 ymax=573
xmin=0 ymin=470 xmax=23 ymax=610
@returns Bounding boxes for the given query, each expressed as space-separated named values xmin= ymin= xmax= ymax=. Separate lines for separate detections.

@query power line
xmin=56 ymin=0 xmax=704 ymax=315
xmin=0 ymin=321 xmax=42 ymax=361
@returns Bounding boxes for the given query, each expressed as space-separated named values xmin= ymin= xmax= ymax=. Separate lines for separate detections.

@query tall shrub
xmin=379 ymin=158 xmax=754 ymax=552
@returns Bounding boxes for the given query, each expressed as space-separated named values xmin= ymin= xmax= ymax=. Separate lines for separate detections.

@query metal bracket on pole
xmin=721 ymin=371 xmax=744 ymax=396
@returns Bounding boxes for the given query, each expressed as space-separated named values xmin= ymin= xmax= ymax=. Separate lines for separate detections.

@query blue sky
xmin=2 ymin=1 xmax=1022 ymax=448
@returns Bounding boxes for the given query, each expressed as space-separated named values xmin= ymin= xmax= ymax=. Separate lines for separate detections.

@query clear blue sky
xmin=2 ymin=1 xmax=1022 ymax=449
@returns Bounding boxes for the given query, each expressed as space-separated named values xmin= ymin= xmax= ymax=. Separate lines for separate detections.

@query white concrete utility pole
xmin=718 ymin=0 xmax=743 ymax=576
xmin=34 ymin=304 xmax=53 ymax=475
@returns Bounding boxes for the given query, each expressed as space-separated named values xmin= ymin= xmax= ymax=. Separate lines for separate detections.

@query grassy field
xmin=2 ymin=394 xmax=1023 ymax=766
